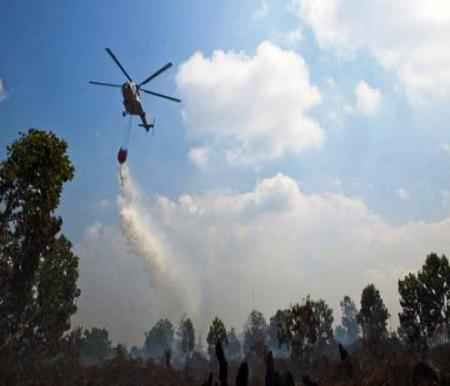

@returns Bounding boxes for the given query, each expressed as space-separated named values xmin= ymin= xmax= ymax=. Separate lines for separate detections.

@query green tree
xmin=35 ymin=235 xmax=80 ymax=350
xmin=268 ymin=309 xmax=290 ymax=350
xmin=357 ymin=284 xmax=390 ymax=344
xmin=206 ymin=317 xmax=228 ymax=356
xmin=80 ymin=327 xmax=112 ymax=365
xmin=0 ymin=129 xmax=78 ymax=357
xmin=340 ymin=295 xmax=360 ymax=344
xmin=177 ymin=317 xmax=195 ymax=356
xmin=398 ymin=253 xmax=450 ymax=345
xmin=144 ymin=318 xmax=174 ymax=358
xmin=417 ymin=254 xmax=450 ymax=340
xmin=243 ymin=309 xmax=267 ymax=356
xmin=278 ymin=297 xmax=317 ymax=359
xmin=398 ymin=273 xmax=424 ymax=346
xmin=311 ymin=299 xmax=334 ymax=345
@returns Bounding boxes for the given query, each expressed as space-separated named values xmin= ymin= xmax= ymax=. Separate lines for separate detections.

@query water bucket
xmin=117 ymin=147 xmax=128 ymax=164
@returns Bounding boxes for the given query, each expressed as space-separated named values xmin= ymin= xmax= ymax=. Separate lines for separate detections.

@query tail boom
xmin=139 ymin=114 xmax=154 ymax=132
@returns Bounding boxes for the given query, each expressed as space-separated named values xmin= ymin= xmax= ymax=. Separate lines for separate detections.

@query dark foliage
xmin=0 ymin=129 xmax=79 ymax=381
xmin=398 ymin=253 xmax=450 ymax=348
xmin=357 ymin=284 xmax=390 ymax=345
xmin=144 ymin=318 xmax=174 ymax=359
xmin=207 ymin=317 xmax=228 ymax=356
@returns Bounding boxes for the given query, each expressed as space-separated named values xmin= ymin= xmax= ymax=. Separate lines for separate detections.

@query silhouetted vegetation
xmin=144 ymin=318 xmax=174 ymax=359
xmin=0 ymin=129 xmax=80 ymax=383
xmin=207 ymin=317 xmax=228 ymax=356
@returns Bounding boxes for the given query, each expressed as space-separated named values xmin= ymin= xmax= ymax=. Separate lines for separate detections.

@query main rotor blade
xmin=105 ymin=48 xmax=133 ymax=82
xmin=140 ymin=89 xmax=181 ymax=103
xmin=89 ymin=81 xmax=122 ymax=88
xmin=138 ymin=63 xmax=172 ymax=87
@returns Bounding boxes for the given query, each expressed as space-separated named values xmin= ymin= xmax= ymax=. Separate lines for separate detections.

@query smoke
xmin=118 ymin=165 xmax=167 ymax=276
xmin=117 ymin=165 xmax=194 ymax=324
xmin=87 ymin=165 xmax=450 ymax=348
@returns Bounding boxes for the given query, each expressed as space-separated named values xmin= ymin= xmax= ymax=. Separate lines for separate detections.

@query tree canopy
xmin=80 ymin=327 xmax=112 ymax=365
xmin=398 ymin=253 xmax=450 ymax=347
xmin=206 ymin=317 xmax=228 ymax=356
xmin=177 ymin=317 xmax=195 ymax=356
xmin=0 ymin=129 xmax=79 ymax=360
xmin=311 ymin=299 xmax=334 ymax=345
xmin=243 ymin=309 xmax=267 ymax=356
xmin=144 ymin=318 xmax=174 ymax=359
xmin=357 ymin=284 xmax=390 ymax=344
xmin=340 ymin=295 xmax=360 ymax=345
xmin=277 ymin=297 xmax=317 ymax=359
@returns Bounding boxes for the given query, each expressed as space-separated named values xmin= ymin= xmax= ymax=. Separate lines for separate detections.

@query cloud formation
xmin=188 ymin=146 xmax=210 ymax=168
xmin=355 ymin=80 xmax=381 ymax=116
xmin=176 ymin=41 xmax=324 ymax=167
xmin=440 ymin=142 xmax=450 ymax=154
xmin=292 ymin=0 xmax=450 ymax=102
xmin=75 ymin=171 xmax=450 ymax=344
xmin=396 ymin=188 xmax=409 ymax=201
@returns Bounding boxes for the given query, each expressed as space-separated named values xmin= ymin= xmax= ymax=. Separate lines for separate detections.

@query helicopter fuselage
xmin=121 ymin=82 xmax=145 ymax=116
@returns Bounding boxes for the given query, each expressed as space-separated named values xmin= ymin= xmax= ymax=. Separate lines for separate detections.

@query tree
xmin=340 ymin=295 xmax=360 ymax=344
xmin=398 ymin=273 xmax=424 ymax=346
xmin=357 ymin=284 xmax=390 ymax=344
xmin=267 ymin=309 xmax=290 ymax=351
xmin=114 ymin=343 xmax=129 ymax=361
xmin=417 ymin=254 xmax=450 ymax=340
xmin=311 ymin=299 xmax=334 ymax=345
xmin=35 ymin=235 xmax=80 ymax=351
xmin=80 ymin=327 xmax=112 ymax=365
xmin=226 ymin=327 xmax=241 ymax=359
xmin=177 ymin=317 xmax=195 ymax=356
xmin=144 ymin=319 xmax=174 ymax=359
xmin=243 ymin=309 xmax=267 ymax=356
xmin=206 ymin=317 xmax=228 ymax=356
xmin=278 ymin=297 xmax=317 ymax=359
xmin=398 ymin=253 xmax=450 ymax=346
xmin=0 ymin=129 xmax=78 ymax=358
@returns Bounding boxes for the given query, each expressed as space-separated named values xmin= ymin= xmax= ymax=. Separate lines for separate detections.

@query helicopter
xmin=89 ymin=48 xmax=181 ymax=132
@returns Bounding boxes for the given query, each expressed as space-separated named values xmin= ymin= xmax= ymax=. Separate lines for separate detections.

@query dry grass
xmin=2 ymin=343 xmax=450 ymax=385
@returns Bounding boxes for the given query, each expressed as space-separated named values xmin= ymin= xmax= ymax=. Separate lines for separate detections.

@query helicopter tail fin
xmin=139 ymin=114 xmax=154 ymax=132
xmin=139 ymin=123 xmax=153 ymax=132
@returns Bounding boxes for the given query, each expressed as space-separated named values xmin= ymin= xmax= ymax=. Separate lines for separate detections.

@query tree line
xmin=96 ymin=251 xmax=448 ymax=364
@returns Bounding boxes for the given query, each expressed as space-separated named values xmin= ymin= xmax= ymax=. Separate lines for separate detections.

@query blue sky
xmin=1 ymin=0 xmax=450 ymax=344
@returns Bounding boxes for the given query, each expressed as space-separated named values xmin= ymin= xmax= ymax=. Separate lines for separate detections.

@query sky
xmin=1 ymin=0 xmax=450 ymax=346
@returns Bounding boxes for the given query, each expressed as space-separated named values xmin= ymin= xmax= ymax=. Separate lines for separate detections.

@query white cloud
xmin=396 ymin=188 xmax=409 ymax=200
xmin=76 ymin=169 xmax=450 ymax=343
xmin=292 ymin=0 xmax=450 ymax=102
xmin=0 ymin=78 xmax=7 ymax=102
xmin=283 ymin=29 xmax=302 ymax=46
xmin=252 ymin=1 xmax=269 ymax=21
xmin=176 ymin=41 xmax=324 ymax=167
xmin=440 ymin=142 xmax=450 ymax=153
xmin=355 ymin=80 xmax=381 ymax=116
xmin=188 ymin=146 xmax=210 ymax=168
